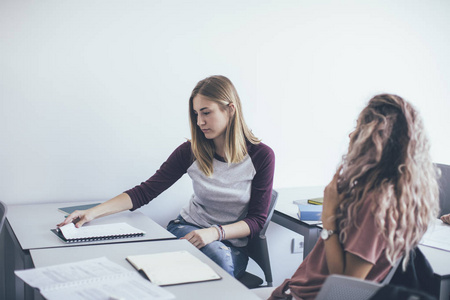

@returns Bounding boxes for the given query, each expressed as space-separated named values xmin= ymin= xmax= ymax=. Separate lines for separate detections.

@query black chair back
xmin=436 ymin=163 xmax=450 ymax=216
xmin=239 ymin=189 xmax=278 ymax=288
xmin=0 ymin=201 xmax=7 ymax=233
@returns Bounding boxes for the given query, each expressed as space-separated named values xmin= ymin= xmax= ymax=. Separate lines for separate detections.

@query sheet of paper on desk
xmin=14 ymin=257 xmax=174 ymax=300
xmin=420 ymin=219 xmax=450 ymax=252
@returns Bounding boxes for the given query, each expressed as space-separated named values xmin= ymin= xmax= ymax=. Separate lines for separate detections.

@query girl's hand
xmin=322 ymin=168 xmax=342 ymax=229
xmin=441 ymin=213 xmax=450 ymax=225
xmin=181 ymin=227 xmax=220 ymax=249
xmin=56 ymin=209 xmax=95 ymax=228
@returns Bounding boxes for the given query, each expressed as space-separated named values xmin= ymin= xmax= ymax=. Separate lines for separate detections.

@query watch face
xmin=321 ymin=229 xmax=333 ymax=240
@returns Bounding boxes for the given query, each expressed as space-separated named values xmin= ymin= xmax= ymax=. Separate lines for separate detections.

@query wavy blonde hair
xmin=189 ymin=75 xmax=260 ymax=176
xmin=336 ymin=94 xmax=439 ymax=269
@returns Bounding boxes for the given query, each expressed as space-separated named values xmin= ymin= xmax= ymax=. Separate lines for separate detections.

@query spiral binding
xmin=65 ymin=232 xmax=145 ymax=243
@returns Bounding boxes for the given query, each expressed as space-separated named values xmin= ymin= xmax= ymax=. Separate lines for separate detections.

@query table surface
xmin=418 ymin=245 xmax=450 ymax=278
xmin=7 ymin=201 xmax=174 ymax=250
xmin=30 ymin=239 xmax=260 ymax=300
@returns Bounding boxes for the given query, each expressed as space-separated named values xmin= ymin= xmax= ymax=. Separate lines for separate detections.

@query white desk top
xmin=419 ymin=245 xmax=450 ymax=278
xmin=274 ymin=186 xmax=324 ymax=225
xmin=30 ymin=239 xmax=260 ymax=300
xmin=7 ymin=202 xmax=174 ymax=250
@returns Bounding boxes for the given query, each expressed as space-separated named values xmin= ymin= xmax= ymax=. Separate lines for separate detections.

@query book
xmin=297 ymin=204 xmax=322 ymax=221
xmin=307 ymin=197 xmax=324 ymax=205
xmin=51 ymin=222 xmax=145 ymax=243
xmin=15 ymin=257 xmax=175 ymax=300
xmin=126 ymin=250 xmax=222 ymax=286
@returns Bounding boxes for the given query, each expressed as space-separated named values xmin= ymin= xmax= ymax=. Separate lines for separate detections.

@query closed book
xmin=307 ymin=197 xmax=324 ymax=205
xmin=297 ymin=204 xmax=322 ymax=221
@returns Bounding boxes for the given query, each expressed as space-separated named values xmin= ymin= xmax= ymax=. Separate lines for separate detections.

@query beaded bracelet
xmin=211 ymin=225 xmax=223 ymax=241
xmin=211 ymin=224 xmax=226 ymax=241
xmin=217 ymin=224 xmax=226 ymax=240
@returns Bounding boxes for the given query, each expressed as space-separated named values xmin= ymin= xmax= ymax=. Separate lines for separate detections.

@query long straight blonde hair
xmin=335 ymin=94 xmax=439 ymax=268
xmin=189 ymin=75 xmax=260 ymax=177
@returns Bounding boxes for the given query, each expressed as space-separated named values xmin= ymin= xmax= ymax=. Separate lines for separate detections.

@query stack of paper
xmin=15 ymin=257 xmax=174 ymax=300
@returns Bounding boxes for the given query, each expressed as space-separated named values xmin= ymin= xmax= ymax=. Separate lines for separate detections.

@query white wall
xmin=1 ymin=0 xmax=450 ymax=286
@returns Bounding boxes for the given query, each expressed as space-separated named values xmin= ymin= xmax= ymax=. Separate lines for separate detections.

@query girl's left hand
xmin=322 ymin=167 xmax=342 ymax=229
xmin=181 ymin=227 xmax=219 ymax=249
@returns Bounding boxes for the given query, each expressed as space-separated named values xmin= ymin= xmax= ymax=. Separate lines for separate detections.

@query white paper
xmin=420 ymin=219 xmax=450 ymax=252
xmin=15 ymin=257 xmax=174 ymax=300
xmin=15 ymin=257 xmax=128 ymax=288
xmin=59 ymin=222 xmax=145 ymax=240
xmin=41 ymin=273 xmax=175 ymax=300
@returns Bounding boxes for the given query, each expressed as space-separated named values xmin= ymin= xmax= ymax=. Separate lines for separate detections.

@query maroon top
xmin=270 ymin=193 xmax=391 ymax=300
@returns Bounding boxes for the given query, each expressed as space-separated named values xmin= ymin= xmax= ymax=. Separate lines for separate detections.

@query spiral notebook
xmin=51 ymin=222 xmax=145 ymax=243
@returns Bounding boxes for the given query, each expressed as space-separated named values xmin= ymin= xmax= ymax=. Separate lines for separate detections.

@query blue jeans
xmin=167 ymin=215 xmax=248 ymax=278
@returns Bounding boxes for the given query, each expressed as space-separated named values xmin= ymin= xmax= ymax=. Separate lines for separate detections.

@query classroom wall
xmin=1 ymin=0 xmax=450 ymax=286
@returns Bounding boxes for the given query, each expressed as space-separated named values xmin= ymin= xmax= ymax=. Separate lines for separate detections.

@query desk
xmin=419 ymin=245 xmax=450 ymax=300
xmin=271 ymin=186 xmax=324 ymax=259
xmin=30 ymin=239 xmax=260 ymax=300
xmin=3 ymin=202 xmax=175 ymax=300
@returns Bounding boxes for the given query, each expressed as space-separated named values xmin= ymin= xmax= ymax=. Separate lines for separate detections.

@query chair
xmin=316 ymin=274 xmax=382 ymax=300
xmin=0 ymin=201 xmax=6 ymax=233
xmin=316 ymin=256 xmax=402 ymax=300
xmin=436 ymin=163 xmax=450 ymax=216
xmin=238 ymin=189 xmax=278 ymax=289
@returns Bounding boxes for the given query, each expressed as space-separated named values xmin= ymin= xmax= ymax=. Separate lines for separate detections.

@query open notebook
xmin=52 ymin=222 xmax=145 ymax=243
xmin=126 ymin=250 xmax=222 ymax=286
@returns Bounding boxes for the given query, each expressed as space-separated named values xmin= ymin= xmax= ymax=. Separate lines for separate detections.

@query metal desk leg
xmin=0 ymin=227 xmax=6 ymax=300
xmin=271 ymin=212 xmax=321 ymax=259
xmin=5 ymin=220 xmax=35 ymax=300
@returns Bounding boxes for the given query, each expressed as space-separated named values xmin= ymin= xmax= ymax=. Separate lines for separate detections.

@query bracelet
xmin=211 ymin=224 xmax=225 ymax=241
xmin=217 ymin=224 xmax=226 ymax=240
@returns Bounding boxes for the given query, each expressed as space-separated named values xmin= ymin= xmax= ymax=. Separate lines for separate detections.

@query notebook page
xmin=59 ymin=222 xmax=145 ymax=240
xmin=15 ymin=257 xmax=129 ymax=289
xmin=15 ymin=257 xmax=174 ymax=300
xmin=41 ymin=272 xmax=174 ymax=300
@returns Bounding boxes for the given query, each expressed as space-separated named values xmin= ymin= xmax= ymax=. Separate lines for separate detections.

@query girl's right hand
xmin=57 ymin=209 xmax=95 ymax=228
xmin=441 ymin=213 xmax=450 ymax=225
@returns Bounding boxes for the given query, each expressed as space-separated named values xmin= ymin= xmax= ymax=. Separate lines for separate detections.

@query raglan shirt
xmin=125 ymin=141 xmax=275 ymax=247
xmin=269 ymin=193 xmax=391 ymax=300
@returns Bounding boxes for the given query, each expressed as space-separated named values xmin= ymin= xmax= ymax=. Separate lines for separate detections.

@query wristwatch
xmin=320 ymin=229 xmax=335 ymax=240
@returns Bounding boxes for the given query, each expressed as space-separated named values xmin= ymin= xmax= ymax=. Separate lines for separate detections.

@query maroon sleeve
xmin=243 ymin=142 xmax=275 ymax=238
xmin=125 ymin=141 xmax=194 ymax=210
